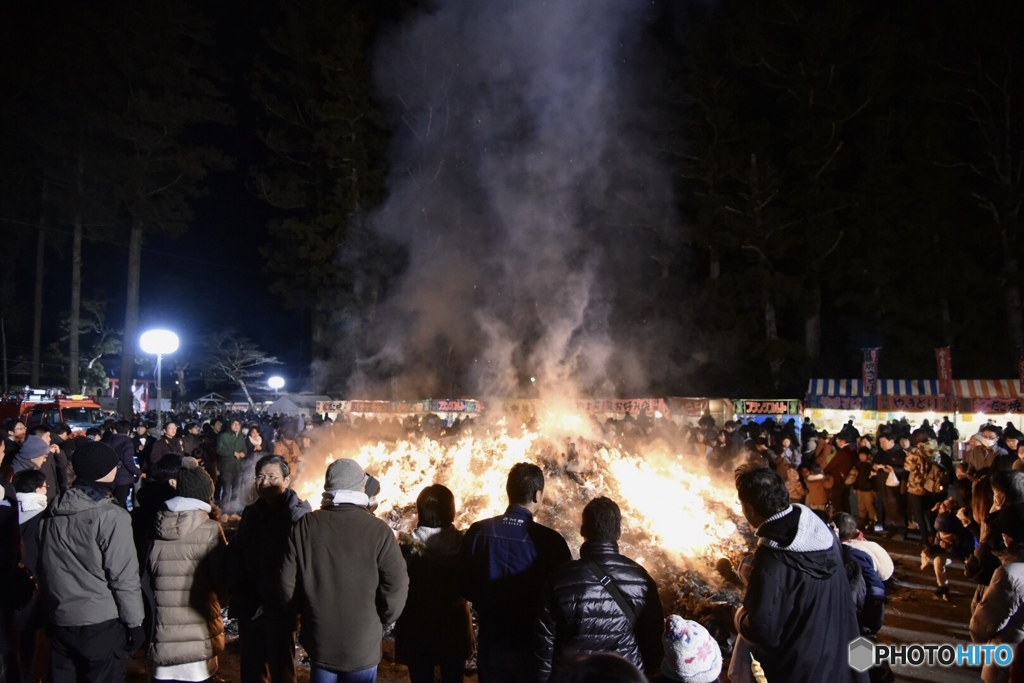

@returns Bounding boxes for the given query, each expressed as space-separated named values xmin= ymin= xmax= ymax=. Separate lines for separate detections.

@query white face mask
xmin=984 ymin=437 xmax=998 ymax=449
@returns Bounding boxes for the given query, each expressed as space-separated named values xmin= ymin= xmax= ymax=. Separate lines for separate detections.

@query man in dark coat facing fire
xmin=534 ymin=496 xmax=663 ymax=682
xmin=733 ymin=464 xmax=866 ymax=683
xmin=459 ymin=463 xmax=571 ymax=683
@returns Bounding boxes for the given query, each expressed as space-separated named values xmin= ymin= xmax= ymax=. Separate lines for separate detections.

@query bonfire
xmin=289 ymin=409 xmax=752 ymax=653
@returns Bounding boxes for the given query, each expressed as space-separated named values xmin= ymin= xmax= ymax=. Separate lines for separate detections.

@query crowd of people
xmin=0 ymin=408 xmax=1022 ymax=683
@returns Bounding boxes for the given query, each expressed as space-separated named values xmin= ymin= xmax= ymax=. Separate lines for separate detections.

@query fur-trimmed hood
xmin=399 ymin=524 xmax=463 ymax=559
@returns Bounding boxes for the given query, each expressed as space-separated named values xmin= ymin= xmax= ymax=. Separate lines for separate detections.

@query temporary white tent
xmin=266 ymin=394 xmax=332 ymax=417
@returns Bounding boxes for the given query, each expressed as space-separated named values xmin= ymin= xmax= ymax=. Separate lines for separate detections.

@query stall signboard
xmin=965 ymin=397 xmax=1024 ymax=414
xmin=877 ymin=395 xmax=957 ymax=413
xmin=805 ymin=395 xmax=877 ymax=411
xmin=502 ymin=399 xmax=543 ymax=416
xmin=575 ymin=398 xmax=669 ymax=416
xmin=316 ymin=399 xmax=484 ymax=415
xmin=667 ymin=397 xmax=709 ymax=416
xmin=735 ymin=399 xmax=801 ymax=416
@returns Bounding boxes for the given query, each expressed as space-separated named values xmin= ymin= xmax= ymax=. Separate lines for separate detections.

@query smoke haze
xmin=348 ymin=0 xmax=687 ymax=399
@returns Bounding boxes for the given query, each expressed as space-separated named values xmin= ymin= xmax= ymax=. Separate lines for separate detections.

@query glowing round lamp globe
xmin=268 ymin=376 xmax=285 ymax=390
xmin=140 ymin=329 xmax=180 ymax=355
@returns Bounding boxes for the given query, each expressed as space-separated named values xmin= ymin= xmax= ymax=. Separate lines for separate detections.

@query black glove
xmin=125 ymin=624 xmax=146 ymax=652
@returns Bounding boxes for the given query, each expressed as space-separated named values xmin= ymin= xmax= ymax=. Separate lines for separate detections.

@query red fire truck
xmin=0 ymin=388 xmax=105 ymax=435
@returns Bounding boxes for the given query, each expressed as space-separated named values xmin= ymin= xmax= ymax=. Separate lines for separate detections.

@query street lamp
xmin=139 ymin=329 xmax=179 ymax=431
xmin=268 ymin=375 xmax=285 ymax=396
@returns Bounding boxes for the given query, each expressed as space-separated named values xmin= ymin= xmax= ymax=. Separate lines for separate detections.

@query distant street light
xmin=140 ymin=329 xmax=179 ymax=430
xmin=268 ymin=375 xmax=285 ymax=396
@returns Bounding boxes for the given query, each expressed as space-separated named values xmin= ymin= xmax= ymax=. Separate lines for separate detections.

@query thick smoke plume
xmin=347 ymin=0 xmax=685 ymax=399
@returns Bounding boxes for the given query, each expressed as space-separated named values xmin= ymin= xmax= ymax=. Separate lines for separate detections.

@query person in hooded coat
xmin=394 ymin=484 xmax=474 ymax=683
xmin=732 ymin=464 xmax=866 ymax=683
xmin=38 ymin=440 xmax=145 ymax=682
xmin=146 ymin=456 xmax=229 ymax=683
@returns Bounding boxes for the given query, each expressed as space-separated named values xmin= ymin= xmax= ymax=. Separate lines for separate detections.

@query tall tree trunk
xmin=69 ymin=155 xmax=84 ymax=392
xmin=117 ymin=221 xmax=143 ymax=418
xmin=311 ymin=302 xmax=329 ymax=393
xmin=1000 ymin=218 xmax=1024 ymax=351
xmin=764 ymin=288 xmax=782 ymax=391
xmin=805 ymin=286 xmax=821 ymax=362
xmin=237 ymin=379 xmax=255 ymax=412
xmin=31 ymin=179 xmax=48 ymax=387
xmin=940 ymin=296 xmax=953 ymax=347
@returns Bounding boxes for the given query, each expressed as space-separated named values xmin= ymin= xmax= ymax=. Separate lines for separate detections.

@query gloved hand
xmin=125 ymin=624 xmax=146 ymax=652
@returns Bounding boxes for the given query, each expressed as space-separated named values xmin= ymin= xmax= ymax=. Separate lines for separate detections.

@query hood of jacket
xmin=155 ymin=497 xmax=213 ymax=541
xmin=16 ymin=491 xmax=47 ymax=523
xmin=757 ymin=504 xmax=840 ymax=579
xmin=49 ymin=484 xmax=113 ymax=516
xmin=402 ymin=524 xmax=463 ymax=559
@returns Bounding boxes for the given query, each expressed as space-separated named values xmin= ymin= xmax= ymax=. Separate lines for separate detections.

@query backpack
xmin=922 ymin=462 xmax=946 ymax=494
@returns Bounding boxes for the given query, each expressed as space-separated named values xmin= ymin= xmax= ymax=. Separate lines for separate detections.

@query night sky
xmin=2 ymin=0 xmax=1023 ymax=400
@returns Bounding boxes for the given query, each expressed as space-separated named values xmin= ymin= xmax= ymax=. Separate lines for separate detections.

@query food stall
xmin=803 ymin=379 xmax=879 ymax=434
xmin=953 ymin=379 xmax=1024 ymax=434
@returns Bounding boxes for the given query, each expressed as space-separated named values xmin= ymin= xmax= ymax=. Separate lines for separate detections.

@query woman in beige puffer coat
xmin=146 ymin=457 xmax=229 ymax=682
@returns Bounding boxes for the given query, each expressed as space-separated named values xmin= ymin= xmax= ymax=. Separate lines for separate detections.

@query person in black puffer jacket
xmin=535 ymin=497 xmax=664 ymax=682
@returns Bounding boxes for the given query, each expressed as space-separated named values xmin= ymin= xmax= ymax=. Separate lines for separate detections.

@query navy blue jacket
xmin=106 ymin=433 xmax=141 ymax=486
xmin=846 ymin=545 xmax=885 ymax=601
xmin=459 ymin=505 xmax=570 ymax=648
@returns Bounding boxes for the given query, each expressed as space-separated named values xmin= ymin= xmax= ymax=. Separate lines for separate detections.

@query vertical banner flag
xmin=936 ymin=347 xmax=953 ymax=395
xmin=862 ymin=347 xmax=880 ymax=396
xmin=1017 ymin=346 xmax=1024 ymax=394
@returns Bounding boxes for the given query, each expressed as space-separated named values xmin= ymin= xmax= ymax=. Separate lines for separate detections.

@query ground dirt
xmin=115 ymin=533 xmax=981 ymax=683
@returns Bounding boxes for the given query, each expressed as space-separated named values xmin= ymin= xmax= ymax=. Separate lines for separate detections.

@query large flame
xmin=290 ymin=410 xmax=747 ymax=573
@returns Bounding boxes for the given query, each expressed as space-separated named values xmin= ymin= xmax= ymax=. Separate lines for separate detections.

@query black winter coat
xmin=737 ymin=505 xmax=867 ymax=683
xmin=106 ymin=433 xmax=140 ymax=486
xmin=229 ymin=489 xmax=311 ymax=625
xmin=535 ymin=541 xmax=664 ymax=682
xmin=394 ymin=526 xmax=474 ymax=666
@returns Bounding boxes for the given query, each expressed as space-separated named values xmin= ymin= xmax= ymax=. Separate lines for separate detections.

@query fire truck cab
xmin=1 ymin=388 xmax=105 ymax=435
xmin=26 ymin=396 xmax=105 ymax=434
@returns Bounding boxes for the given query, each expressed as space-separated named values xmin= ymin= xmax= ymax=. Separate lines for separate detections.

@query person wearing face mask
xmin=37 ymin=440 xmax=145 ymax=682
xmin=229 ymin=454 xmax=311 ymax=683
xmin=966 ymin=427 xmax=1012 ymax=480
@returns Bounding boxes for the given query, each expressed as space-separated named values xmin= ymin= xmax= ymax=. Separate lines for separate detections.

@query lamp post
xmin=268 ymin=375 xmax=285 ymax=396
xmin=139 ymin=329 xmax=179 ymax=431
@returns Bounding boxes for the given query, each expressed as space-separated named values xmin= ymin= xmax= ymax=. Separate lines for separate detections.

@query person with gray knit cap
xmin=145 ymin=456 xmax=229 ymax=683
xmin=10 ymin=434 xmax=62 ymax=504
xmin=38 ymin=440 xmax=144 ymax=682
xmin=280 ymin=458 xmax=408 ymax=683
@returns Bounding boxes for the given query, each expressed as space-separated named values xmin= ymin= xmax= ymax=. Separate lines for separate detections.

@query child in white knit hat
xmin=658 ymin=615 xmax=723 ymax=683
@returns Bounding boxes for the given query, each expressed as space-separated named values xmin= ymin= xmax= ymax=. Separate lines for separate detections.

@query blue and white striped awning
xmin=876 ymin=379 xmax=941 ymax=395
xmin=806 ymin=379 xmax=864 ymax=396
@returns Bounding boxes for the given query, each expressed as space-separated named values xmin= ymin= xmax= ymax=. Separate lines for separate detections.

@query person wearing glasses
xmin=229 ymin=454 xmax=311 ymax=683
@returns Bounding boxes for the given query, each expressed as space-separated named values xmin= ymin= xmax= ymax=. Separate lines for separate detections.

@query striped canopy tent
xmin=805 ymin=379 xmax=875 ymax=410
xmin=876 ymin=379 xmax=956 ymax=413
xmin=954 ymin=379 xmax=1024 ymax=415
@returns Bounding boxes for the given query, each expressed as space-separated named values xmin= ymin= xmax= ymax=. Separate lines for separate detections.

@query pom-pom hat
xmin=176 ymin=456 xmax=215 ymax=502
xmin=661 ymin=615 xmax=722 ymax=683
